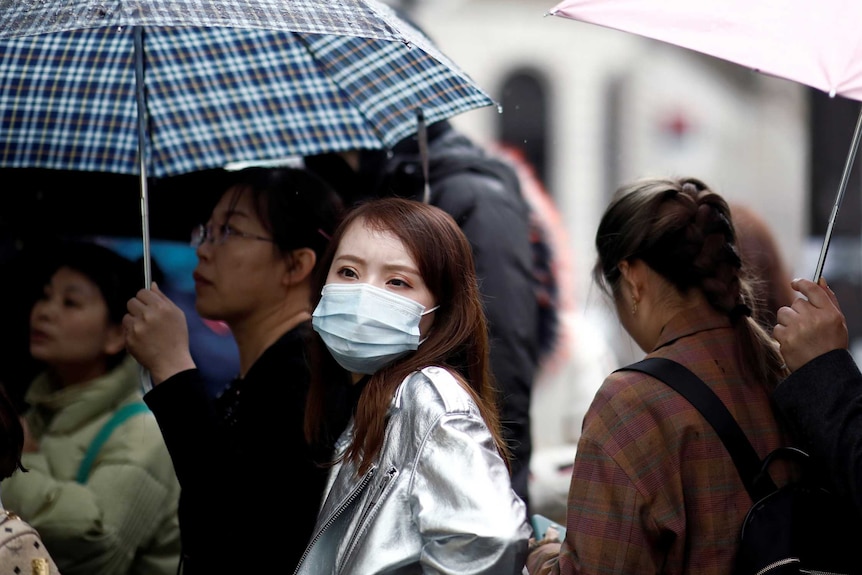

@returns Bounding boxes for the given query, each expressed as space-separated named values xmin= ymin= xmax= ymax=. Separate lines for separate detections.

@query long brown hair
xmin=304 ymin=197 xmax=508 ymax=475
xmin=593 ymin=177 xmax=787 ymax=389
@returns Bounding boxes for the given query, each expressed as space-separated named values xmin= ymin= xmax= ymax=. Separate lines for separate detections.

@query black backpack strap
xmin=617 ymin=357 xmax=776 ymax=500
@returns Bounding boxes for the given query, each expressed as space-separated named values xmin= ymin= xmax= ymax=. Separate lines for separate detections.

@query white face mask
xmin=311 ymin=283 xmax=439 ymax=375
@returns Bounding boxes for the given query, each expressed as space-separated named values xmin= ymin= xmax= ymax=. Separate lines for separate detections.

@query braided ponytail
xmin=594 ymin=176 xmax=787 ymax=390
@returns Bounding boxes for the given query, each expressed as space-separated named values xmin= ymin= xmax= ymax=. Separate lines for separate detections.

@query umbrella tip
xmin=829 ymin=89 xmax=837 ymax=98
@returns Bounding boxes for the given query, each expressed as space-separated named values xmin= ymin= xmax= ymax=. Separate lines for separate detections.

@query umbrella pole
xmin=134 ymin=26 xmax=154 ymax=393
xmin=416 ymin=108 xmax=431 ymax=203
xmin=813 ymin=106 xmax=862 ymax=282
xmin=134 ymin=26 xmax=152 ymax=289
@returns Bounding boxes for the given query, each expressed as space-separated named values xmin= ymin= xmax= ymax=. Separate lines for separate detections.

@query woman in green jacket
xmin=0 ymin=240 xmax=180 ymax=575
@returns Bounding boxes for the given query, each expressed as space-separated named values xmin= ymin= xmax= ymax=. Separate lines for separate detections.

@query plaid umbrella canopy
xmin=0 ymin=1 xmax=495 ymax=177
xmin=0 ymin=0 xmax=495 ymax=286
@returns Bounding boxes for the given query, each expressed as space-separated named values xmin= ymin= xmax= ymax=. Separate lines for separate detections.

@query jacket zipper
xmin=754 ymin=554 xmax=852 ymax=575
xmin=292 ymin=466 xmax=377 ymax=574
xmin=354 ymin=466 xmax=397 ymax=529
xmin=340 ymin=466 xmax=398 ymax=574
xmin=755 ymin=558 xmax=800 ymax=575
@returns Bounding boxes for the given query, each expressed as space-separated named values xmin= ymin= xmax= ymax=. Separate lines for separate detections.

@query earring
xmin=631 ymin=298 xmax=638 ymax=316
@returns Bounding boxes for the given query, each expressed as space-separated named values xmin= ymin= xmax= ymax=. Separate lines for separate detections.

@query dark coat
xmin=773 ymin=348 xmax=862 ymax=519
xmin=144 ymin=323 xmax=348 ymax=574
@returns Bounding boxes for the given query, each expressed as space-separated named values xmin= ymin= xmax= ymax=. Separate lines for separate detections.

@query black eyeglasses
xmin=190 ymin=223 xmax=274 ymax=248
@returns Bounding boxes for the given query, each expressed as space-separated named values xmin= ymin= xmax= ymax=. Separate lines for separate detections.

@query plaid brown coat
xmin=529 ymin=304 xmax=791 ymax=575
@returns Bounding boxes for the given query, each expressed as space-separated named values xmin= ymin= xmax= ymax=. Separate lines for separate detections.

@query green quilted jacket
xmin=0 ymin=356 xmax=180 ymax=575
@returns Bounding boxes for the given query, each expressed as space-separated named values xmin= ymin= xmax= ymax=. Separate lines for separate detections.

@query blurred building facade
xmin=392 ymin=0 xmax=862 ymax=366
xmin=390 ymin=0 xmax=862 ymax=521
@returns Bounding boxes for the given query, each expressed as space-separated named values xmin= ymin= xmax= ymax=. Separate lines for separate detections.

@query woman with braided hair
xmin=527 ymin=177 xmax=793 ymax=575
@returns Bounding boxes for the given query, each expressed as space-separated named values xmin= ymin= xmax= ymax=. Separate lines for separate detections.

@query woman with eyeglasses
xmin=123 ymin=167 xmax=351 ymax=575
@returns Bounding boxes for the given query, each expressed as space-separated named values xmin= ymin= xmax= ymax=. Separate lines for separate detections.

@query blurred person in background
xmin=730 ymin=203 xmax=796 ymax=331
xmin=496 ymin=145 xmax=620 ymax=525
xmin=1 ymin=240 xmax=180 ymax=575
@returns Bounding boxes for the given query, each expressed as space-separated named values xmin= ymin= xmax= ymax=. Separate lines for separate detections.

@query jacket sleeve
xmin=558 ymin=435 xmax=659 ymax=574
xmin=412 ymin=406 xmax=531 ymax=574
xmin=773 ymin=348 xmax=862 ymax=517
xmin=0 ymin=414 xmax=178 ymax=575
xmin=432 ymin=170 xmax=539 ymax=500
xmin=143 ymin=368 xmax=232 ymax=568
xmin=144 ymin=368 xmax=220 ymax=485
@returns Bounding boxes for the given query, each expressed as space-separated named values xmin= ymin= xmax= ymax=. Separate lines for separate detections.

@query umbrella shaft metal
xmin=134 ymin=26 xmax=152 ymax=289
xmin=134 ymin=26 xmax=153 ymax=393
xmin=813 ymin=106 xmax=862 ymax=282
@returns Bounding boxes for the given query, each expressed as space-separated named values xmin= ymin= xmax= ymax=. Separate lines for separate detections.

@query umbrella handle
xmin=813 ymin=106 xmax=862 ymax=283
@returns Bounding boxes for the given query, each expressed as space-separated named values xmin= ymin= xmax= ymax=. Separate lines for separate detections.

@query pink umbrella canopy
xmin=548 ymin=0 xmax=862 ymax=280
xmin=548 ymin=0 xmax=862 ymax=101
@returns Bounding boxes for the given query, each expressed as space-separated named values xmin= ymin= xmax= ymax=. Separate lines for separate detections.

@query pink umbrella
xmin=548 ymin=0 xmax=862 ymax=280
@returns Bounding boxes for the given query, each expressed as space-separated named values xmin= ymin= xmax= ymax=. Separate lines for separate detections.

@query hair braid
xmin=594 ymin=176 xmax=784 ymax=390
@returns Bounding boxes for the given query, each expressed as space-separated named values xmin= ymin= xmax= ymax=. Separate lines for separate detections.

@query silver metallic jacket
xmin=294 ymin=366 xmax=531 ymax=575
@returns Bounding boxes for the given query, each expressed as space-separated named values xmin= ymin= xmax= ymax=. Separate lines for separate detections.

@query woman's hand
xmin=123 ymin=282 xmax=196 ymax=386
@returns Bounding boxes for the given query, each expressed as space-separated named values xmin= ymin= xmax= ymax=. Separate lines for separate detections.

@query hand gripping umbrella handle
xmin=813 ymin=106 xmax=862 ymax=283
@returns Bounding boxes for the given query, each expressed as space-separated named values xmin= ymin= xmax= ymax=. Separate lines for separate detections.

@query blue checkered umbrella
xmin=0 ymin=4 xmax=494 ymax=177
xmin=0 ymin=0 xmax=495 ymax=290
xmin=0 ymin=25 xmax=493 ymax=176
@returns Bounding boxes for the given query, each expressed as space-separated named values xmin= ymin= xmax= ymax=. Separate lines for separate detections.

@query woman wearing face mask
xmin=296 ymin=197 xmax=530 ymax=575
